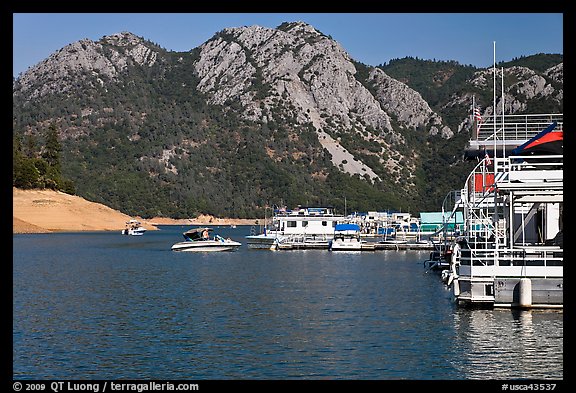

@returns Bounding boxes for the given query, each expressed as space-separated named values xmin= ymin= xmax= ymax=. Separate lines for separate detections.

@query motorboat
xmin=329 ymin=223 xmax=363 ymax=251
xmin=121 ymin=219 xmax=146 ymax=236
xmin=171 ymin=227 xmax=241 ymax=252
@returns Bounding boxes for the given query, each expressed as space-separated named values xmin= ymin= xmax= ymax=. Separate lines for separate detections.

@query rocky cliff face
xmin=466 ymin=64 xmax=563 ymax=116
xmin=195 ymin=23 xmax=393 ymax=180
xmin=195 ymin=23 xmax=391 ymax=130
xmin=189 ymin=22 xmax=459 ymax=182
xmin=368 ymin=68 xmax=453 ymax=138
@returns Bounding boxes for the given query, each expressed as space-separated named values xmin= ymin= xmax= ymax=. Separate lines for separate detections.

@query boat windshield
xmin=183 ymin=228 xmax=213 ymax=241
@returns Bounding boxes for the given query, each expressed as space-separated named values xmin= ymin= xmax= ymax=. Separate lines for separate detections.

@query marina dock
xmin=276 ymin=240 xmax=434 ymax=251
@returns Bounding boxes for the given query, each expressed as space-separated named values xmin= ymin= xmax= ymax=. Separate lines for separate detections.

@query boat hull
xmin=454 ymin=277 xmax=563 ymax=308
xmin=122 ymin=228 xmax=146 ymax=236
xmin=245 ymin=234 xmax=285 ymax=250
xmin=171 ymin=240 xmax=241 ymax=252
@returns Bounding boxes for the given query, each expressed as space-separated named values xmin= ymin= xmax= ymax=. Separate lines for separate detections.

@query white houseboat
xmin=246 ymin=206 xmax=346 ymax=250
xmin=443 ymin=111 xmax=563 ymax=308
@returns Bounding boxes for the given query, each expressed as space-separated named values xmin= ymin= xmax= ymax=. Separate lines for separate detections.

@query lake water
xmin=13 ymin=225 xmax=563 ymax=380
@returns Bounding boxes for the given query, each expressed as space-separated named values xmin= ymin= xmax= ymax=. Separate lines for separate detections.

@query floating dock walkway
xmin=276 ymin=241 xmax=434 ymax=251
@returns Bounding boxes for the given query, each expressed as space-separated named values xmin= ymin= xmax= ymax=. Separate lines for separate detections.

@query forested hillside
xmin=13 ymin=25 xmax=563 ymax=218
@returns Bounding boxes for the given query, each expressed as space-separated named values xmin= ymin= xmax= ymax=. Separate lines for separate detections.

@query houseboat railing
xmin=458 ymin=247 xmax=563 ymax=279
xmin=476 ymin=113 xmax=563 ymax=142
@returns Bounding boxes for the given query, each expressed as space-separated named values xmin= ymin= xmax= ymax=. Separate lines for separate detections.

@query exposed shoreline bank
xmin=13 ymin=188 xmax=263 ymax=234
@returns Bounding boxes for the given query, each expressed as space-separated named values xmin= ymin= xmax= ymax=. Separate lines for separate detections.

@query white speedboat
xmin=121 ymin=219 xmax=146 ymax=236
xmin=329 ymin=223 xmax=363 ymax=251
xmin=171 ymin=227 xmax=241 ymax=252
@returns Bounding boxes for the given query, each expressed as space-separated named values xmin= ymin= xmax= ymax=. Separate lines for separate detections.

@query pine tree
xmin=13 ymin=134 xmax=41 ymax=189
xmin=25 ymin=133 xmax=37 ymax=158
xmin=42 ymin=124 xmax=62 ymax=170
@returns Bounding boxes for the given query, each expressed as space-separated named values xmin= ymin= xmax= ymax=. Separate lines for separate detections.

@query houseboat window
xmin=322 ymin=221 xmax=327 ymax=226
xmin=287 ymin=221 xmax=297 ymax=228
xmin=302 ymin=221 xmax=308 ymax=227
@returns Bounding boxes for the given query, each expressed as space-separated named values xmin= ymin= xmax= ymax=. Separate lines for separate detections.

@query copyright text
xmin=12 ymin=382 xmax=199 ymax=393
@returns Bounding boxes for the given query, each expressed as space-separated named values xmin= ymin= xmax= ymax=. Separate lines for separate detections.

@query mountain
xmin=12 ymin=23 xmax=563 ymax=218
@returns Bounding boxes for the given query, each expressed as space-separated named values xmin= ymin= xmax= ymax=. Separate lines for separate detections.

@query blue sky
xmin=13 ymin=13 xmax=563 ymax=78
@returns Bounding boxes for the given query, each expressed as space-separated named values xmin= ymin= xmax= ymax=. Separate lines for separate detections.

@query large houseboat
xmin=246 ymin=206 xmax=346 ymax=250
xmin=442 ymin=111 xmax=563 ymax=308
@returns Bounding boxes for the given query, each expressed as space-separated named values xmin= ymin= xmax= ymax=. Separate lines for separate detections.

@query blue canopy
xmin=335 ymin=223 xmax=360 ymax=232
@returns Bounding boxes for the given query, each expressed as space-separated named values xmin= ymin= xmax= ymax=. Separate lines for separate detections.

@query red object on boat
xmin=473 ymin=173 xmax=495 ymax=192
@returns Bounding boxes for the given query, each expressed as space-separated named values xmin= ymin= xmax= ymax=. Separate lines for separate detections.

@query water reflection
xmin=451 ymin=308 xmax=563 ymax=379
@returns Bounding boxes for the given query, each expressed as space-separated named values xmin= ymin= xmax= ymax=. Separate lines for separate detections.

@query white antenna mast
xmin=492 ymin=42 xmax=499 ymax=253
xmin=472 ymin=95 xmax=476 ymax=139
xmin=493 ymin=41 xmax=497 ymax=160
xmin=501 ymin=66 xmax=505 ymax=159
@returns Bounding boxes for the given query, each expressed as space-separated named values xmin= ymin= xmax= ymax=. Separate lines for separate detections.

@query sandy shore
xmin=13 ymin=188 xmax=262 ymax=234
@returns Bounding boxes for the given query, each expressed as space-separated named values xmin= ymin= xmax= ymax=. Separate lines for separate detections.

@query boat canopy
xmin=183 ymin=227 xmax=213 ymax=241
xmin=511 ymin=122 xmax=563 ymax=156
xmin=334 ymin=223 xmax=360 ymax=232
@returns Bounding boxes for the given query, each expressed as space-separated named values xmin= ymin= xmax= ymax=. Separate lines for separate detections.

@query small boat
xmin=171 ymin=227 xmax=241 ymax=252
xmin=423 ymin=242 xmax=454 ymax=272
xmin=121 ymin=219 xmax=146 ymax=236
xmin=329 ymin=223 xmax=363 ymax=251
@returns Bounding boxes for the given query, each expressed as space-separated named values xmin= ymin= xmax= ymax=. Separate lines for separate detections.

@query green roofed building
xmin=419 ymin=212 xmax=464 ymax=233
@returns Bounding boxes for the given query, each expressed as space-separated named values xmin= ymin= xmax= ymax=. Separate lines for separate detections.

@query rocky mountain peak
xmin=277 ymin=21 xmax=324 ymax=36
xmin=194 ymin=23 xmax=404 ymax=181
xmin=101 ymin=31 xmax=144 ymax=46
xmin=14 ymin=31 xmax=159 ymax=100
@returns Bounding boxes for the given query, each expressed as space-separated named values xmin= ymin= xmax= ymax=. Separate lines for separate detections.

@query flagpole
xmin=493 ymin=41 xmax=497 ymax=161
xmin=473 ymin=95 xmax=476 ymax=139
xmin=492 ymin=41 xmax=499 ymax=254
xmin=501 ymin=66 xmax=505 ymax=159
